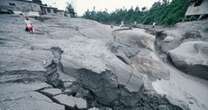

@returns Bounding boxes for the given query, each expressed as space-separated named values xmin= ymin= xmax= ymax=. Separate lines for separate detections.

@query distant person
xmin=133 ymin=21 xmax=137 ymax=27
xmin=24 ymin=17 xmax=33 ymax=33
xmin=152 ymin=22 xmax=156 ymax=28
xmin=110 ymin=25 xmax=114 ymax=29
xmin=134 ymin=21 xmax=137 ymax=25
xmin=120 ymin=21 xmax=124 ymax=27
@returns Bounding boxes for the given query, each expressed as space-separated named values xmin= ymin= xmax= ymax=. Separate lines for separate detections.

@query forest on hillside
xmin=82 ymin=0 xmax=189 ymax=25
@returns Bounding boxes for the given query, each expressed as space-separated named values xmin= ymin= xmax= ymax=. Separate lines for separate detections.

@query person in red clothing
xmin=24 ymin=16 xmax=33 ymax=33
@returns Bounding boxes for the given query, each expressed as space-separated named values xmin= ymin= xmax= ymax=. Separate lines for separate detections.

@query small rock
xmin=99 ymin=107 xmax=113 ymax=110
xmin=163 ymin=36 xmax=174 ymax=42
xmin=189 ymin=101 xmax=194 ymax=104
xmin=88 ymin=107 xmax=99 ymax=110
xmin=54 ymin=94 xmax=87 ymax=109
xmin=64 ymin=88 xmax=72 ymax=94
xmin=75 ymin=87 xmax=89 ymax=98
xmin=158 ymin=105 xmax=170 ymax=110
xmin=54 ymin=95 xmax=75 ymax=107
xmin=59 ymin=73 xmax=76 ymax=82
xmin=74 ymin=97 xmax=88 ymax=109
xmin=63 ymin=81 xmax=73 ymax=88
xmin=41 ymin=88 xmax=62 ymax=96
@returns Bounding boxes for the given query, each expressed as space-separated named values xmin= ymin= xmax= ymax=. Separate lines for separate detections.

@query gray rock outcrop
xmin=0 ymin=82 xmax=65 ymax=110
xmin=2 ymin=15 xmax=207 ymax=110
xmin=111 ymin=29 xmax=170 ymax=81
xmin=168 ymin=41 xmax=208 ymax=79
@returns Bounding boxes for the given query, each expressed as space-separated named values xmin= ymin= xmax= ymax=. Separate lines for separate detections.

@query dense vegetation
xmin=66 ymin=3 xmax=76 ymax=17
xmin=82 ymin=0 xmax=189 ymax=25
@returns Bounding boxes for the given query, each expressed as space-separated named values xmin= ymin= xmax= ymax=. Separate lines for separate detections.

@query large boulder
xmin=111 ymin=29 xmax=169 ymax=81
xmin=111 ymin=29 xmax=155 ymax=57
xmin=154 ymin=30 xmax=202 ymax=54
xmin=132 ymin=50 xmax=170 ymax=81
xmin=77 ymin=69 xmax=124 ymax=105
xmin=168 ymin=41 xmax=208 ymax=80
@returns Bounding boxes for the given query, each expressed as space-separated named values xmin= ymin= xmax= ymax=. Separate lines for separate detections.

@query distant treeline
xmin=82 ymin=0 xmax=189 ymax=25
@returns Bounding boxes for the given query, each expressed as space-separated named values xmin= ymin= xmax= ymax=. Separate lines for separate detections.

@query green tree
xmin=66 ymin=3 xmax=76 ymax=17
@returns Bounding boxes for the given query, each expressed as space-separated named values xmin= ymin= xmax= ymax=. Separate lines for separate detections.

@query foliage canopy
xmin=82 ymin=0 xmax=189 ymax=25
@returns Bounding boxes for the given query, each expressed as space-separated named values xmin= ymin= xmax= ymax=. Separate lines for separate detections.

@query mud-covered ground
xmin=0 ymin=15 xmax=208 ymax=110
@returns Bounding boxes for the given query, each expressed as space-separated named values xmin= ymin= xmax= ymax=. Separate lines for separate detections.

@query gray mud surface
xmin=0 ymin=15 xmax=208 ymax=110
